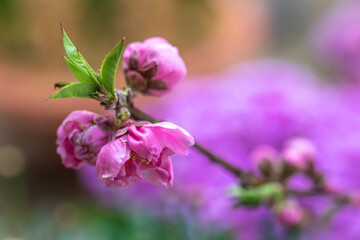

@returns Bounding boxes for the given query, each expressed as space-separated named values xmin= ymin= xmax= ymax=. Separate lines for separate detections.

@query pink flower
xmin=123 ymin=37 xmax=187 ymax=96
xmin=96 ymin=120 xmax=194 ymax=188
xmin=282 ymin=137 xmax=317 ymax=170
xmin=56 ymin=111 xmax=112 ymax=169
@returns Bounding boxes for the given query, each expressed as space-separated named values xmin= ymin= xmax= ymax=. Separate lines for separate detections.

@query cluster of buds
xmin=51 ymin=27 xmax=194 ymax=188
xmin=232 ymin=137 xmax=319 ymax=228
xmin=251 ymin=137 xmax=318 ymax=182
xmin=232 ymin=137 xmax=360 ymax=228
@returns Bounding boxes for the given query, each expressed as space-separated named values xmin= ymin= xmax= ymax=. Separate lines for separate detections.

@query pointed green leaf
xmin=61 ymin=26 xmax=100 ymax=85
xmin=48 ymin=82 xmax=99 ymax=100
xmin=63 ymin=56 xmax=97 ymax=84
xmin=79 ymin=54 xmax=101 ymax=84
xmin=54 ymin=82 xmax=72 ymax=89
xmin=100 ymin=39 xmax=124 ymax=96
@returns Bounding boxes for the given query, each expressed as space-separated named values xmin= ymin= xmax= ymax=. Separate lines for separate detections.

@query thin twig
xmin=129 ymin=105 xmax=160 ymax=123
xmin=193 ymin=142 xmax=244 ymax=177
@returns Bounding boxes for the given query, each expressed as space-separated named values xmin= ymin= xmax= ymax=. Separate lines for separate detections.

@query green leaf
xmin=48 ymin=82 xmax=99 ymax=100
xmin=61 ymin=25 xmax=100 ymax=85
xmin=100 ymin=39 xmax=125 ymax=96
xmin=230 ymin=183 xmax=284 ymax=207
xmin=79 ymin=54 xmax=101 ymax=85
xmin=63 ymin=56 xmax=97 ymax=84
xmin=54 ymin=82 xmax=72 ymax=89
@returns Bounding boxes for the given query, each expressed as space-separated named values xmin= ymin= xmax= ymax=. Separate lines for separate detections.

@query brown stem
xmin=192 ymin=143 xmax=243 ymax=177
xmin=129 ymin=105 xmax=160 ymax=123
xmin=287 ymin=188 xmax=324 ymax=197
xmin=128 ymin=105 xmax=261 ymax=186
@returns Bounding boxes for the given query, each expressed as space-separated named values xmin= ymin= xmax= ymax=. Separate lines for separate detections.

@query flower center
xmin=129 ymin=151 xmax=150 ymax=165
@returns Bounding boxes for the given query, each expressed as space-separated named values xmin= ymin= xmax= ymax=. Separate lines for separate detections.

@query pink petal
xmin=57 ymin=110 xmax=96 ymax=142
xmin=142 ymin=151 xmax=173 ymax=187
xmin=57 ymin=137 xmax=86 ymax=169
xmin=102 ymin=160 xmax=143 ymax=188
xmin=127 ymin=125 xmax=164 ymax=161
xmin=149 ymin=122 xmax=195 ymax=153
xmin=81 ymin=125 xmax=110 ymax=152
xmin=96 ymin=136 xmax=131 ymax=182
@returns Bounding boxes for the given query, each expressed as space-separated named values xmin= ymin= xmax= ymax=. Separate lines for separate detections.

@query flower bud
xmin=282 ymin=137 xmax=316 ymax=171
xmin=323 ymin=181 xmax=340 ymax=195
xmin=277 ymin=200 xmax=304 ymax=227
xmin=56 ymin=111 xmax=111 ymax=169
xmin=250 ymin=145 xmax=279 ymax=178
xmin=348 ymin=191 xmax=360 ymax=206
xmin=251 ymin=145 xmax=278 ymax=165
xmin=123 ymin=37 xmax=187 ymax=96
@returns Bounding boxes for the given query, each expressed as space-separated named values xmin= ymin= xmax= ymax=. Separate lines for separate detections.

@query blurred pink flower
xmin=282 ymin=137 xmax=316 ymax=170
xmin=250 ymin=145 xmax=279 ymax=165
xmin=56 ymin=110 xmax=111 ymax=169
xmin=123 ymin=37 xmax=187 ymax=96
xmin=96 ymin=121 xmax=194 ymax=188
xmin=277 ymin=200 xmax=305 ymax=227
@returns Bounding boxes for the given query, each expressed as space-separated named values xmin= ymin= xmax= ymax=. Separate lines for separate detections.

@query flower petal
xmin=127 ymin=125 xmax=163 ymax=161
xmin=102 ymin=160 xmax=143 ymax=188
xmin=149 ymin=122 xmax=195 ymax=154
xmin=96 ymin=136 xmax=131 ymax=182
xmin=142 ymin=150 xmax=173 ymax=187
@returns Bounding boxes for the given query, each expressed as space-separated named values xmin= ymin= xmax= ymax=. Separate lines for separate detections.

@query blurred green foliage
xmin=0 ymin=172 xmax=233 ymax=240
xmin=0 ymin=200 xmax=234 ymax=240
xmin=0 ymin=0 xmax=31 ymax=62
xmin=21 ymin=203 xmax=234 ymax=240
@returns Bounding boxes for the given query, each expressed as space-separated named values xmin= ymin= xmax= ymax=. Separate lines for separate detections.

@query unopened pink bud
xmin=251 ymin=145 xmax=280 ymax=178
xmin=277 ymin=200 xmax=304 ymax=227
xmin=123 ymin=37 xmax=187 ymax=96
xmin=348 ymin=191 xmax=360 ymax=206
xmin=323 ymin=182 xmax=340 ymax=195
xmin=282 ymin=137 xmax=316 ymax=170
xmin=250 ymin=145 xmax=279 ymax=165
